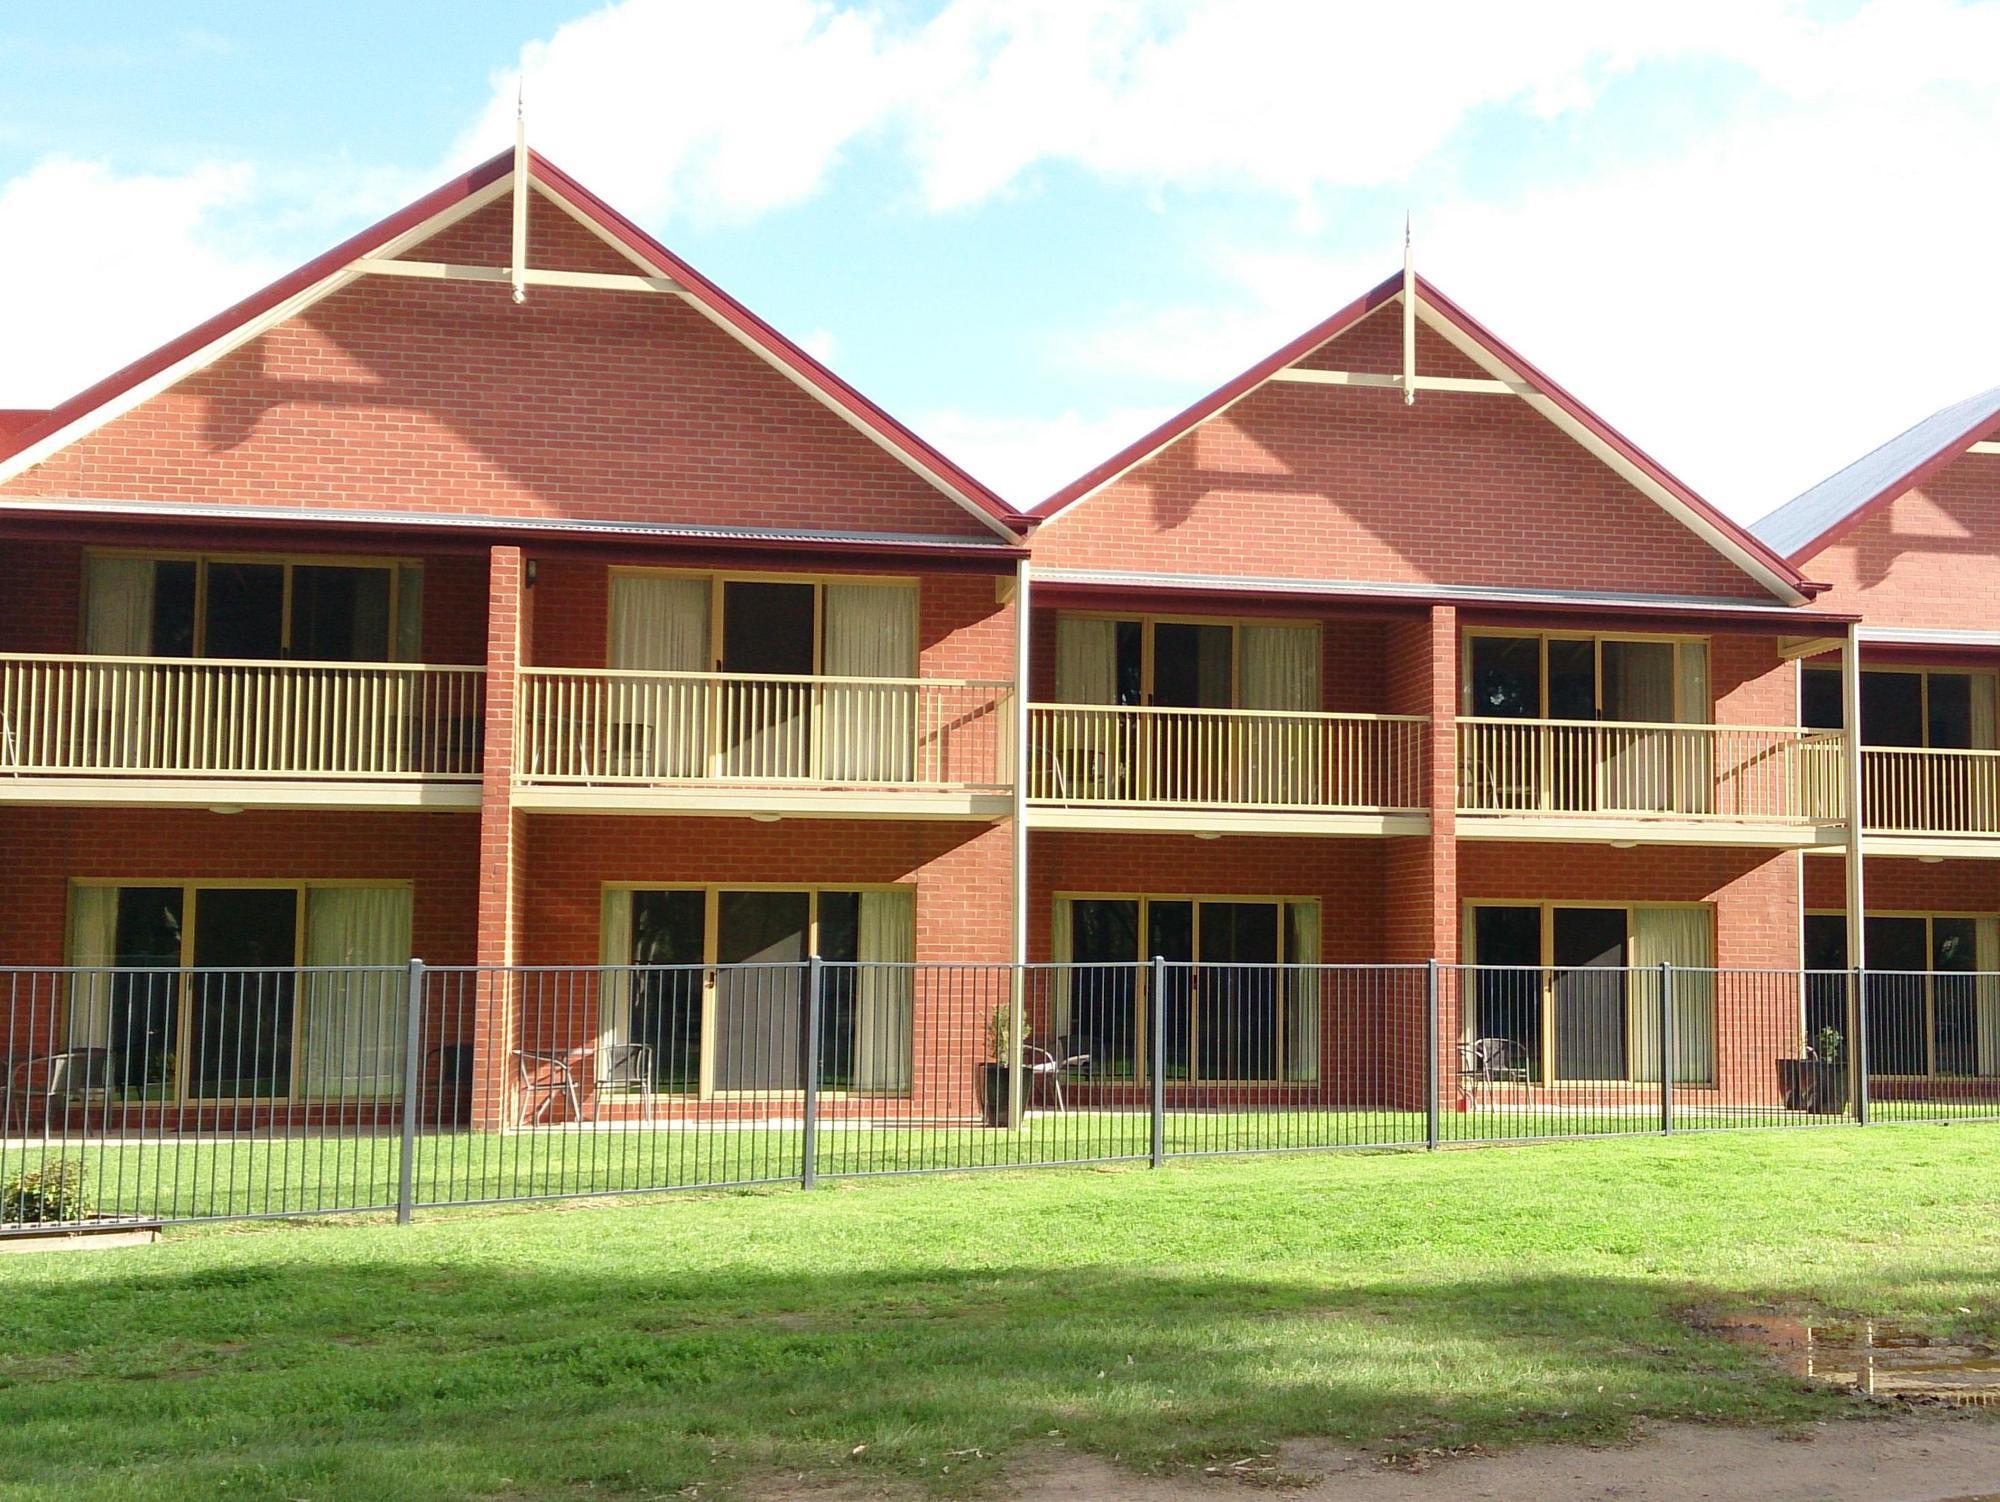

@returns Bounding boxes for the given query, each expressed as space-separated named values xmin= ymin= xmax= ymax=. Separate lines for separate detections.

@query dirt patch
xmin=1706 ymin=1311 xmax=2000 ymax=1406
xmin=993 ymin=1415 xmax=2000 ymax=1500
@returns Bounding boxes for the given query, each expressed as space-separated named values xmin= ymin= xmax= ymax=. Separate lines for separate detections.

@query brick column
xmin=470 ymin=545 xmax=526 ymax=1130
xmin=1381 ymin=604 xmax=1458 ymax=1108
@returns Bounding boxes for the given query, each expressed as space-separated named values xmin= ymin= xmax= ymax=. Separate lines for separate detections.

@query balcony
xmin=1861 ymin=747 xmax=2000 ymax=855
xmin=0 ymin=654 xmax=485 ymax=808
xmin=1025 ymin=703 xmax=1429 ymax=835
xmin=1455 ymin=717 xmax=1847 ymax=847
xmin=514 ymin=669 xmax=1014 ymax=818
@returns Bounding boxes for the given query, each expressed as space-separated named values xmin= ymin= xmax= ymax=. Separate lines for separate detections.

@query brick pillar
xmin=1381 ymin=605 xmax=1458 ymax=1109
xmin=470 ymin=545 xmax=526 ymax=1130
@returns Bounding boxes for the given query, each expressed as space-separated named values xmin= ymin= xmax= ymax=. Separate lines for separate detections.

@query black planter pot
xmin=976 ymin=1062 xmax=1016 ymax=1127
xmin=1777 ymin=1057 xmax=1850 ymax=1114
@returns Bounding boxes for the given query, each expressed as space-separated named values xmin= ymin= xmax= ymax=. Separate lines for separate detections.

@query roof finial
xmin=510 ymin=76 xmax=529 ymax=305
xmin=1401 ymin=212 xmax=1416 ymax=406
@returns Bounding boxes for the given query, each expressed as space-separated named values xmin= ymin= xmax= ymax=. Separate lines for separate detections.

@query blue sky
xmin=2 ymin=1 xmax=1997 ymax=519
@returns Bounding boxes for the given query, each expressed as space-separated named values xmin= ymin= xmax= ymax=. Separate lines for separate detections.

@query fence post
xmin=1149 ymin=954 xmax=1166 ymax=1168
xmin=396 ymin=957 xmax=425 ymax=1226
xmin=1658 ymin=960 xmax=1674 ymax=1136
xmin=1852 ymin=965 xmax=1870 ymax=1126
xmin=1424 ymin=960 xmax=1440 ymax=1151
xmin=802 ymin=954 xmax=823 ymax=1188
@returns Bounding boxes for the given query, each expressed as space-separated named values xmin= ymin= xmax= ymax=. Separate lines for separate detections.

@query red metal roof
xmin=0 ymin=149 xmax=1025 ymax=540
xmin=1030 ymin=271 xmax=1821 ymax=601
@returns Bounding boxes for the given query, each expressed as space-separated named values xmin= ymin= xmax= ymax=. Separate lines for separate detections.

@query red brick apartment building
xmin=0 ymin=147 xmax=1993 ymax=1126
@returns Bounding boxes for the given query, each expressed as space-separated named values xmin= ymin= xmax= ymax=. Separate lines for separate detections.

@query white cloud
xmin=0 ymin=157 xmax=282 ymax=408
xmin=915 ymin=404 xmax=1177 ymax=507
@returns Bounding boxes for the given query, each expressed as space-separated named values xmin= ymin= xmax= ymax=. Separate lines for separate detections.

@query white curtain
xmin=1240 ymin=624 xmax=1320 ymax=711
xmin=83 ymin=556 xmax=155 ymax=655
xmin=64 ymin=885 xmax=120 ymax=1049
xmin=1284 ymin=901 xmax=1321 ymax=1082
xmin=300 ymin=886 xmax=413 ymax=1100
xmin=1976 ymin=915 xmax=2000 ymax=1078
xmin=1050 ymin=897 xmax=1074 ymax=1037
xmin=823 ymin=584 xmax=918 ymax=782
xmin=1055 ymin=617 xmax=1118 ymax=704
xmin=1677 ymin=640 xmax=1713 ymax=813
xmin=394 ymin=566 xmax=425 ymax=662
xmin=1629 ymin=906 xmax=1715 ymax=1084
xmin=1602 ymin=640 xmax=1677 ymax=812
xmin=853 ymin=888 xmax=914 ymax=1091
xmin=610 ymin=574 xmax=711 ymax=777
xmin=598 ymin=888 xmax=634 ymax=1053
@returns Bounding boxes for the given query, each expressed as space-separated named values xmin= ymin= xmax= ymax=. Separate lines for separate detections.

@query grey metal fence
xmin=3 ymin=959 xmax=1996 ymax=1235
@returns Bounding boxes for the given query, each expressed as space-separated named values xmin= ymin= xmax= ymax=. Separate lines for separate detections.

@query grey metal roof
xmin=1752 ymin=386 xmax=2000 ymax=561
xmin=0 ymin=497 xmax=1018 ymax=552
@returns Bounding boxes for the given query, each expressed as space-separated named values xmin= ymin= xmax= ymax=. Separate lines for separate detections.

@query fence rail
xmin=3 ymin=959 xmax=1992 ymax=1235
xmin=1457 ymin=717 xmax=1845 ymax=822
xmin=518 ymin=669 xmax=1013 ymax=789
xmin=0 ymin=654 xmax=485 ymax=781
xmin=1027 ymin=704 xmax=1427 ymax=812
xmin=1862 ymin=746 xmax=2000 ymax=835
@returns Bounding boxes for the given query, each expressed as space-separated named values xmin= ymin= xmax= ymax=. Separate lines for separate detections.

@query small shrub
xmin=2 ymin=1159 xmax=90 ymax=1224
xmin=985 ymin=1005 xmax=1030 ymax=1062
xmin=1812 ymin=1027 xmax=1844 ymax=1066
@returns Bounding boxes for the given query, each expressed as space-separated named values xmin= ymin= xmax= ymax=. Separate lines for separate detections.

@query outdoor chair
xmin=592 ymin=1041 xmax=657 ymax=1123
xmin=1457 ymin=1036 xmax=1530 ymax=1106
xmin=1024 ymin=1037 xmax=1092 ymax=1113
xmin=3 ymin=1048 xmax=118 ymax=1130
xmin=514 ymin=1048 xmax=582 ymax=1125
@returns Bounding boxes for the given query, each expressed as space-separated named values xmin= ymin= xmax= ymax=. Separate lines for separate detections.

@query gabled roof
xmin=0 ymin=148 xmax=1025 ymax=543
xmin=1032 ymin=271 xmax=1822 ymax=605
xmin=1752 ymin=385 xmax=2000 ymax=565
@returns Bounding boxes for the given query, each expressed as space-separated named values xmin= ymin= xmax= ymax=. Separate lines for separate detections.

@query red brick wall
xmin=0 ymin=806 xmax=479 ymax=966
xmin=2 ymin=200 xmax=994 ymax=542
xmin=1797 ymin=452 xmax=2000 ymax=631
xmin=1802 ymin=854 xmax=2000 ymax=915
xmin=1029 ymin=311 xmax=1770 ymax=599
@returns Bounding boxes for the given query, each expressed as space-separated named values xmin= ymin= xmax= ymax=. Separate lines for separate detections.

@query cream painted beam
xmin=1778 ymin=635 xmax=1846 ymax=660
xmin=1971 ymin=441 xmax=2000 ymax=455
xmin=354 ymin=258 xmax=682 ymax=294
xmin=1269 ymin=367 xmax=1535 ymax=396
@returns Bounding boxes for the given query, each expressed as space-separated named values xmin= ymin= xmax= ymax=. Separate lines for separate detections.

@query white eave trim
xmin=1856 ymin=626 xmax=2000 ymax=649
xmin=1033 ymin=565 xmax=1828 ymax=618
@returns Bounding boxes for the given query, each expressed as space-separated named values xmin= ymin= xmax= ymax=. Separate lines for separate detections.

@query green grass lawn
xmin=3 ymin=1126 xmax=1999 ymax=1500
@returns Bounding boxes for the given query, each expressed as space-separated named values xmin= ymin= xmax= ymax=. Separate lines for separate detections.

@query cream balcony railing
xmin=518 ymin=669 xmax=1014 ymax=790
xmin=1026 ymin=704 xmax=1428 ymax=812
xmin=0 ymin=655 xmax=485 ymax=781
xmin=1456 ymin=718 xmax=1846 ymax=823
xmin=1862 ymin=747 xmax=2000 ymax=836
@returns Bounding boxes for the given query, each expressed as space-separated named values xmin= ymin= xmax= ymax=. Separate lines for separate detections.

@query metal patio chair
xmin=592 ymin=1041 xmax=657 ymax=1123
xmin=1024 ymin=1037 xmax=1092 ymax=1113
xmin=1457 ymin=1036 xmax=1530 ymax=1107
xmin=4 ymin=1048 xmax=118 ymax=1131
xmin=514 ymin=1048 xmax=582 ymax=1125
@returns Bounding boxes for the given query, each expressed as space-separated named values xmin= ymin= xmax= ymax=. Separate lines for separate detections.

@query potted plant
xmin=1778 ymin=1026 xmax=1850 ymax=1114
xmin=978 ymin=1006 xmax=1028 ymax=1127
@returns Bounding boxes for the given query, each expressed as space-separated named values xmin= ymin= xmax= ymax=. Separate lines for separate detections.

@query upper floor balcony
xmin=1454 ymin=717 xmax=1846 ymax=846
xmin=1024 ymin=702 xmax=1428 ymax=834
xmin=0 ymin=653 xmax=485 ymax=808
xmin=513 ymin=668 xmax=1014 ymax=817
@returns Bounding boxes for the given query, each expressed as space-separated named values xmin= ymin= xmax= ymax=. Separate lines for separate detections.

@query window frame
xmin=1459 ymin=627 xmax=1711 ymax=722
xmin=81 ymin=547 xmax=420 ymax=663
xmin=604 ymin=566 xmax=920 ymax=680
xmin=65 ymin=876 xmax=412 ymax=1105
xmin=1460 ymin=898 xmax=1715 ymax=1086
xmin=1799 ymin=664 xmax=2000 ymax=749
xmin=603 ymin=880 xmax=916 ymax=1099
xmin=1050 ymin=889 xmax=1321 ymax=1084
xmin=1052 ymin=609 xmax=1323 ymax=711
xmin=1802 ymin=907 xmax=1994 ymax=1078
